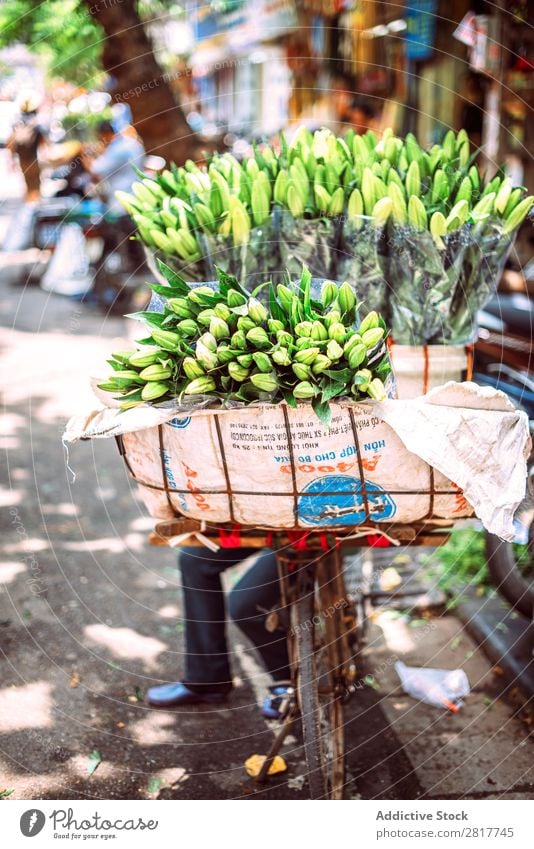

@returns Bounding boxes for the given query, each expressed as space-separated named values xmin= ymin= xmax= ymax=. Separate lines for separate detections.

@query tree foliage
xmin=0 ymin=0 xmax=106 ymax=86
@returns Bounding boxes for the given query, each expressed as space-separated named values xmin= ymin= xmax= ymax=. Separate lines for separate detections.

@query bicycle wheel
xmin=292 ymin=565 xmax=346 ymax=799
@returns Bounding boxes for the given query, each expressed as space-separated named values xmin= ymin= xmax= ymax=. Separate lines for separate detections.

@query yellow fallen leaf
xmin=69 ymin=672 xmax=81 ymax=688
xmin=116 ymin=722 xmax=125 ymax=729
xmin=244 ymin=754 xmax=287 ymax=778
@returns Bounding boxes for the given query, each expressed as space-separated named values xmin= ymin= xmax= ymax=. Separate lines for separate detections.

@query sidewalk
xmin=1 ymin=197 xmax=532 ymax=800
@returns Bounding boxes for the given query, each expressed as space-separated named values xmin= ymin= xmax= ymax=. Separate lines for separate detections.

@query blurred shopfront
xmin=184 ymin=1 xmax=532 ymax=191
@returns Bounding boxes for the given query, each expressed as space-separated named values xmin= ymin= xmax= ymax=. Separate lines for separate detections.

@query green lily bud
xmin=210 ymin=316 xmax=230 ymax=340
xmin=295 ymin=321 xmax=313 ymax=338
xmin=268 ymin=319 xmax=285 ymax=334
xmin=338 ymin=282 xmax=356 ymax=315
xmin=167 ymin=297 xmax=194 ymax=318
xmin=246 ymin=327 xmax=270 ymax=349
xmin=446 ymin=199 xmax=469 ymax=232
xmin=227 ymin=289 xmax=247 ymax=308
xmin=296 ymin=337 xmax=313 ymax=350
xmin=214 ymin=302 xmax=231 ymax=321
xmin=354 ymin=368 xmax=372 ymax=390
xmin=502 ymin=196 xmax=534 ymax=234
xmin=197 ymin=308 xmax=216 ymax=326
xmin=252 ymin=352 xmax=273 ymax=373
xmin=237 ymin=316 xmax=257 ymax=333
xmin=276 ymin=284 xmax=293 ymax=314
xmin=273 ymin=169 xmax=289 ymax=205
xmin=372 ymin=197 xmax=393 ymax=226
xmin=471 ymin=192 xmax=495 ymax=222
xmin=128 ymin=350 xmax=160 ymax=368
xmin=358 ymin=311 xmax=379 ymax=334
xmin=362 ymin=327 xmax=385 ymax=348
xmin=408 ymin=195 xmax=428 ymax=231
xmin=287 ymin=184 xmax=305 ymax=218
xmin=237 ymin=353 xmax=253 ymax=368
xmin=277 ymin=330 xmax=293 ymax=347
xmin=405 ymin=160 xmax=421 ymax=198
xmin=321 ymin=281 xmax=338 ymax=308
xmin=248 ymin=297 xmax=268 ymax=324
xmin=150 ymin=329 xmax=181 ymax=350
xmin=272 ymin=347 xmax=291 ymax=366
xmin=292 ymin=362 xmax=311 ymax=380
xmin=228 ymin=362 xmax=249 ymax=382
xmin=109 ymin=370 xmax=144 ymax=385
xmin=311 ymin=355 xmax=332 ymax=375
xmin=295 ymin=347 xmax=320 ymax=365
xmin=314 ymin=184 xmax=331 ymax=214
xmin=293 ymin=381 xmax=317 ymax=399
xmin=250 ymin=372 xmax=278 ymax=392
xmin=344 ymin=333 xmax=364 ymax=355
xmin=141 ymin=381 xmax=170 ymax=401
xmin=326 ymin=340 xmax=343 ymax=361
xmin=188 ymin=286 xmax=215 ymax=304
xmin=216 ymin=346 xmax=237 ymax=364
xmin=198 ymin=332 xmax=217 ymax=352
xmin=494 ymin=177 xmax=513 ymax=215
xmin=327 ymin=186 xmax=344 ymax=216
xmin=388 ymin=181 xmax=407 ymax=225
xmin=430 ymin=211 xmax=447 ymax=249
xmin=139 ymin=364 xmax=172 ymax=381
xmin=195 ymin=344 xmax=218 ymax=371
xmin=347 ymin=188 xmax=364 ymax=224
xmin=178 ymin=319 xmax=199 ymax=337
xmin=231 ymin=330 xmax=247 ymax=350
xmin=183 ymin=357 xmax=205 ymax=380
xmin=111 ymin=349 xmax=135 ymax=365
xmin=366 ymin=378 xmax=386 ymax=401
xmin=311 ymin=320 xmax=328 ymax=341
xmin=183 ymin=377 xmax=216 ymax=395
xmin=347 ymin=344 xmax=367 ymax=369
xmin=328 ymin=323 xmax=346 ymax=344
xmin=323 ymin=310 xmax=341 ymax=330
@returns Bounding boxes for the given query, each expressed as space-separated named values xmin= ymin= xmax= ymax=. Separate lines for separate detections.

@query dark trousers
xmin=179 ymin=547 xmax=291 ymax=693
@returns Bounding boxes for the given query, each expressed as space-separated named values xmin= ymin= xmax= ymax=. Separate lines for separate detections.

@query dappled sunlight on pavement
xmin=84 ymin=625 xmax=168 ymax=668
xmin=0 ymin=681 xmax=54 ymax=732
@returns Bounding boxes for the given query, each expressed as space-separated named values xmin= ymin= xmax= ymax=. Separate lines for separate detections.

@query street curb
xmin=455 ymin=595 xmax=534 ymax=696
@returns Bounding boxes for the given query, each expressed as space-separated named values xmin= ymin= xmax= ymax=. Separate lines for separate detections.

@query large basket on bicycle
xmin=115 ymin=399 xmax=474 ymax=530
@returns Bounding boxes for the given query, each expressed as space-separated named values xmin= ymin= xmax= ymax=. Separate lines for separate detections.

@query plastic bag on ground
xmin=41 ymin=222 xmax=93 ymax=297
xmin=395 ymin=660 xmax=470 ymax=711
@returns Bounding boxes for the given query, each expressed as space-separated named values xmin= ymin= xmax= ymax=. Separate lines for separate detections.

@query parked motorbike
xmin=475 ymin=292 xmax=534 ymax=620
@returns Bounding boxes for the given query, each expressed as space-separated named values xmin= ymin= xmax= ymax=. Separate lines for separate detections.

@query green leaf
xmin=283 ymin=389 xmax=298 ymax=408
xmin=312 ymin=396 xmax=331 ymax=426
xmin=320 ymin=381 xmax=346 ymax=403
xmin=87 ymin=749 xmax=101 ymax=776
xmin=214 ymin=266 xmax=249 ymax=298
xmin=149 ymin=283 xmax=188 ymax=297
xmin=322 ymin=368 xmax=352 ymax=383
xmin=147 ymin=777 xmax=163 ymax=794
xmin=155 ymin=260 xmax=190 ymax=294
xmin=106 ymin=359 xmax=125 ymax=371
xmin=125 ymin=311 xmax=166 ymax=327
xmin=0 ymin=788 xmax=14 ymax=799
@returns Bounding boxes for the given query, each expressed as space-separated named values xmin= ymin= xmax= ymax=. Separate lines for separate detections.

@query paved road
xmin=0 ymin=190 xmax=532 ymax=801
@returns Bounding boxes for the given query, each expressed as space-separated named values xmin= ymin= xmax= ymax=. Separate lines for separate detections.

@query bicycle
xmin=150 ymin=518 xmax=451 ymax=799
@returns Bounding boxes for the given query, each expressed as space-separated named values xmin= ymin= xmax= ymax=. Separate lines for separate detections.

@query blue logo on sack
xmin=166 ymin=416 xmax=192 ymax=429
xmin=298 ymin=475 xmax=396 ymax=526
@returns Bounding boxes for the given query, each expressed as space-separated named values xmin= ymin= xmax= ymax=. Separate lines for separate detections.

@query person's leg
xmin=180 ymin=546 xmax=261 ymax=693
xmin=227 ymin=549 xmax=291 ymax=682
